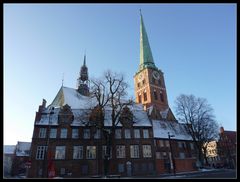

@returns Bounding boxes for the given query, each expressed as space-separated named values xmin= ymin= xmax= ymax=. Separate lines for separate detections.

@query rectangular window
xmin=60 ymin=128 xmax=67 ymax=138
xmin=86 ymin=146 xmax=96 ymax=159
xmin=178 ymin=141 xmax=182 ymax=148
xmin=36 ymin=146 xmax=47 ymax=160
xmin=138 ymin=94 xmax=142 ymax=103
xmin=115 ymin=129 xmax=122 ymax=139
xmin=83 ymin=129 xmax=90 ymax=139
xmin=143 ymin=92 xmax=147 ymax=101
xmin=38 ymin=169 xmax=43 ymax=177
xmin=141 ymin=163 xmax=147 ymax=172
xmin=134 ymin=129 xmax=140 ymax=138
xmin=39 ymin=128 xmax=46 ymax=138
xmin=134 ymin=163 xmax=139 ymax=173
xmin=102 ymin=146 xmax=112 ymax=159
xmin=116 ymin=145 xmax=125 ymax=158
xmin=72 ymin=128 xmax=79 ymax=139
xmin=82 ymin=165 xmax=88 ymax=175
xmin=130 ymin=145 xmax=139 ymax=158
xmin=118 ymin=164 xmax=124 ymax=173
xmin=143 ymin=129 xmax=149 ymax=138
xmin=50 ymin=128 xmax=57 ymax=138
xmin=142 ymin=145 xmax=152 ymax=158
xmin=125 ymin=129 xmax=131 ymax=139
xmin=159 ymin=140 xmax=164 ymax=147
xmin=94 ymin=129 xmax=101 ymax=139
xmin=73 ymin=146 xmax=83 ymax=159
xmin=55 ymin=146 xmax=66 ymax=159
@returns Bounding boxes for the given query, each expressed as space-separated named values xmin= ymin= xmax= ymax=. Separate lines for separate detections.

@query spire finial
xmin=139 ymin=9 xmax=142 ymax=15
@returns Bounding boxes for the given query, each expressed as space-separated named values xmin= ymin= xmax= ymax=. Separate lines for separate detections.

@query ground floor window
xmin=118 ymin=163 xmax=125 ymax=173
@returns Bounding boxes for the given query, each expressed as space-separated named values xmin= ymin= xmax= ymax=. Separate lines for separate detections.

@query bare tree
xmin=174 ymin=94 xmax=219 ymax=167
xmin=90 ymin=70 xmax=133 ymax=176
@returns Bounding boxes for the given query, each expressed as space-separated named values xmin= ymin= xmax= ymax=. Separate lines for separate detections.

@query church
xmin=27 ymin=12 xmax=197 ymax=178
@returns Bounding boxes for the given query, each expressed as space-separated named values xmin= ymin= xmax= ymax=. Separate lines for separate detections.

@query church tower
xmin=77 ymin=54 xmax=90 ymax=96
xmin=134 ymin=12 xmax=175 ymax=121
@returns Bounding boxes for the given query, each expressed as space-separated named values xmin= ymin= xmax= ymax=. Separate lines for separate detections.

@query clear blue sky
xmin=4 ymin=4 xmax=236 ymax=145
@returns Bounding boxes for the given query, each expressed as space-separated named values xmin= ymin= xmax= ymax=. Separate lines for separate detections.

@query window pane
xmin=55 ymin=146 xmax=66 ymax=159
xmin=94 ymin=129 xmax=101 ymax=139
xmin=116 ymin=145 xmax=125 ymax=158
xmin=142 ymin=145 xmax=152 ymax=158
xmin=39 ymin=128 xmax=46 ymax=138
xmin=86 ymin=146 xmax=96 ymax=159
xmin=60 ymin=128 xmax=67 ymax=138
xmin=125 ymin=129 xmax=131 ymax=139
xmin=84 ymin=129 xmax=90 ymax=139
xmin=73 ymin=146 xmax=83 ymax=159
xmin=118 ymin=164 xmax=124 ymax=173
xmin=115 ymin=129 xmax=122 ymax=139
xmin=143 ymin=129 xmax=149 ymax=138
xmin=130 ymin=145 xmax=139 ymax=158
xmin=50 ymin=128 xmax=57 ymax=138
xmin=72 ymin=129 xmax=79 ymax=139
xmin=134 ymin=129 xmax=140 ymax=138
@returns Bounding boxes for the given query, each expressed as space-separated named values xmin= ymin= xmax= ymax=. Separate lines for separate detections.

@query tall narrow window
xmin=73 ymin=146 xmax=83 ymax=159
xmin=102 ymin=146 xmax=112 ymax=159
xmin=115 ymin=129 xmax=122 ymax=139
xmin=153 ymin=90 xmax=158 ymax=100
xmin=94 ymin=129 xmax=101 ymax=139
xmin=116 ymin=145 xmax=126 ymax=158
xmin=36 ymin=146 xmax=47 ymax=160
xmin=160 ymin=91 xmax=164 ymax=102
xmin=134 ymin=129 xmax=140 ymax=138
xmin=86 ymin=146 xmax=96 ymax=159
xmin=142 ymin=145 xmax=152 ymax=158
xmin=143 ymin=129 xmax=149 ymax=138
xmin=72 ymin=128 xmax=79 ymax=139
xmin=138 ymin=94 xmax=142 ymax=103
xmin=60 ymin=128 xmax=67 ymax=138
xmin=143 ymin=92 xmax=147 ymax=101
xmin=124 ymin=129 xmax=131 ymax=139
xmin=130 ymin=145 xmax=139 ymax=158
xmin=50 ymin=128 xmax=57 ymax=138
xmin=39 ymin=128 xmax=46 ymax=138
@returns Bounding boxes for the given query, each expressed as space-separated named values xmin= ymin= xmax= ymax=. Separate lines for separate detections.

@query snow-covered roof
xmin=160 ymin=108 xmax=169 ymax=119
xmin=15 ymin=142 xmax=31 ymax=156
xmin=4 ymin=145 xmax=16 ymax=154
xmin=49 ymin=86 xmax=97 ymax=109
xmin=36 ymin=86 xmax=152 ymax=127
xmin=152 ymin=120 xmax=192 ymax=140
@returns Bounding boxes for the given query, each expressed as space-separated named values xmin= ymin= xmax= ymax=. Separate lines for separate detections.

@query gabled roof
xmin=49 ymin=86 xmax=96 ymax=109
xmin=15 ymin=141 xmax=31 ymax=156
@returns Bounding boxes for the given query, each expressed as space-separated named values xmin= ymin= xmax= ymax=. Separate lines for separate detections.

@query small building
xmin=4 ymin=145 xmax=16 ymax=177
xmin=217 ymin=127 xmax=236 ymax=169
xmin=11 ymin=141 xmax=31 ymax=176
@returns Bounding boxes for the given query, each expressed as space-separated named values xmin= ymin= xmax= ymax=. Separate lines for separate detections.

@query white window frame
xmin=134 ymin=129 xmax=140 ymax=138
xmin=86 ymin=146 xmax=96 ymax=159
xmin=36 ymin=146 xmax=47 ymax=160
xmin=116 ymin=145 xmax=126 ymax=158
xmin=130 ymin=145 xmax=139 ymax=158
xmin=73 ymin=146 xmax=83 ymax=159
xmin=142 ymin=145 xmax=152 ymax=158
xmin=39 ymin=128 xmax=46 ymax=138
xmin=55 ymin=146 xmax=66 ymax=159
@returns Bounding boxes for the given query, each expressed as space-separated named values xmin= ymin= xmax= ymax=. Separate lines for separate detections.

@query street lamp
xmin=168 ymin=132 xmax=176 ymax=175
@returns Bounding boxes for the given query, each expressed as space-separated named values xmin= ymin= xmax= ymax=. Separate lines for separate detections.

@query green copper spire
xmin=139 ymin=11 xmax=157 ymax=71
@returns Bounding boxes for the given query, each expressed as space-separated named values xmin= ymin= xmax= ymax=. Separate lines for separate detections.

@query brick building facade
xmin=28 ymin=12 xmax=198 ymax=178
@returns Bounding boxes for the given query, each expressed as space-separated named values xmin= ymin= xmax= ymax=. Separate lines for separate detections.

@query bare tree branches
xmin=174 ymin=94 xmax=219 ymax=167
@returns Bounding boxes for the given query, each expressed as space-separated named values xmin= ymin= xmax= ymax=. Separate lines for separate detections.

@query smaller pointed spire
xmin=83 ymin=54 xmax=86 ymax=67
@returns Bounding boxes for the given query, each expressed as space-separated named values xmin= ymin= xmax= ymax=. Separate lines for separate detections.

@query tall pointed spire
xmin=77 ymin=54 xmax=89 ymax=96
xmin=139 ymin=11 xmax=157 ymax=71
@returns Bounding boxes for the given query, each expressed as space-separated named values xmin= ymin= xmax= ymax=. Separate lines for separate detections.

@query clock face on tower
xmin=138 ymin=73 xmax=143 ymax=82
xmin=152 ymin=71 xmax=160 ymax=80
